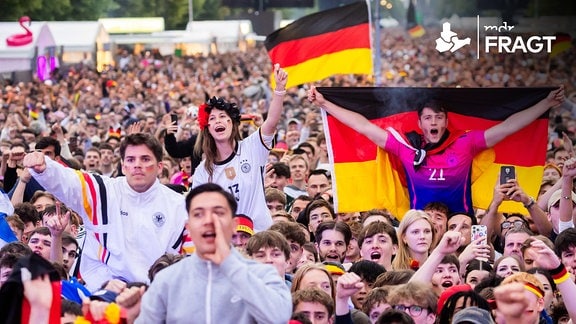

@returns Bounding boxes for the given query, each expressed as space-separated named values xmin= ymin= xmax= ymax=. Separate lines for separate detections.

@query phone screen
xmin=170 ymin=114 xmax=178 ymax=124
xmin=471 ymin=225 xmax=488 ymax=245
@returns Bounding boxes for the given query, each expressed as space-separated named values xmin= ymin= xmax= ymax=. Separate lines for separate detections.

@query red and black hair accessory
xmin=197 ymin=103 xmax=209 ymax=130
xmin=198 ymin=96 xmax=241 ymax=130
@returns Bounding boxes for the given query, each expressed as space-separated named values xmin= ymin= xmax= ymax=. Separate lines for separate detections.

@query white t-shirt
xmin=193 ymin=129 xmax=273 ymax=232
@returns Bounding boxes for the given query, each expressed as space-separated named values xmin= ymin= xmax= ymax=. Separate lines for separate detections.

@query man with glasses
xmin=388 ymin=281 xmax=438 ymax=323
xmin=481 ymin=177 xmax=550 ymax=254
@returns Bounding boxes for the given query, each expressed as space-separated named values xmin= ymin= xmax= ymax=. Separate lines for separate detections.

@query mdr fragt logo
xmin=435 ymin=17 xmax=557 ymax=58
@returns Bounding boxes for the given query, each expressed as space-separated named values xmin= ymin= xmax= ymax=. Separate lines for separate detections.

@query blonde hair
xmin=291 ymin=263 xmax=335 ymax=300
xmin=502 ymin=272 xmax=545 ymax=299
xmin=392 ymin=209 xmax=435 ymax=270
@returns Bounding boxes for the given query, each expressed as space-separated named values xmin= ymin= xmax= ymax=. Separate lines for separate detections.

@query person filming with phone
xmin=480 ymin=158 xmax=576 ymax=252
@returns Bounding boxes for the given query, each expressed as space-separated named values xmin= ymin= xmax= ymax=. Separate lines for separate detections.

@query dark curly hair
xmin=194 ymin=96 xmax=242 ymax=181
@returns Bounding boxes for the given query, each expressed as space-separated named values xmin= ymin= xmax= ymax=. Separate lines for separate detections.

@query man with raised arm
xmin=308 ymin=86 xmax=564 ymax=213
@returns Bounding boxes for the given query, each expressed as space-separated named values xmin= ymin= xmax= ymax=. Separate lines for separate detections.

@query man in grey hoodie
xmin=135 ymin=183 xmax=292 ymax=323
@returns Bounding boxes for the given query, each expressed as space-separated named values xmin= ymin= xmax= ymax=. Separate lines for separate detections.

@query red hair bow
xmin=197 ymin=103 xmax=209 ymax=130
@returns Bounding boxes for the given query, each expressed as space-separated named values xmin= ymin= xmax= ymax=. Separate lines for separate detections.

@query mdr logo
xmin=435 ymin=17 xmax=557 ymax=58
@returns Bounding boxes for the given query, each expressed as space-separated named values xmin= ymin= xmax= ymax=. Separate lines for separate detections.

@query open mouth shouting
xmin=370 ymin=251 xmax=382 ymax=261
xmin=202 ymin=231 xmax=216 ymax=240
xmin=214 ymin=125 xmax=226 ymax=133
xmin=324 ymin=253 xmax=340 ymax=262
xmin=441 ymin=280 xmax=454 ymax=288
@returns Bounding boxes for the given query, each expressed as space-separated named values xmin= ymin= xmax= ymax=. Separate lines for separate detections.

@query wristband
xmin=550 ymin=263 xmax=571 ymax=285
xmin=274 ymin=89 xmax=286 ymax=96
xmin=20 ymin=178 xmax=29 ymax=184
xmin=523 ymin=197 xmax=535 ymax=209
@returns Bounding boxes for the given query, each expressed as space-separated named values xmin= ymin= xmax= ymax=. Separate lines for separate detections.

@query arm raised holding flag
xmin=484 ymin=86 xmax=564 ymax=147
xmin=309 ymin=85 xmax=565 ymax=215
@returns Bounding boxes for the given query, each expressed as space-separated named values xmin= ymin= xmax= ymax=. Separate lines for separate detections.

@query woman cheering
xmin=192 ymin=64 xmax=288 ymax=232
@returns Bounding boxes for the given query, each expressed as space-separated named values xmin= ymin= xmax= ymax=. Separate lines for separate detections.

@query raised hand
xmin=501 ymin=179 xmax=528 ymax=203
xmin=45 ymin=202 xmax=70 ymax=237
xmin=162 ymin=114 xmax=179 ymax=135
xmin=274 ymin=63 xmax=288 ymax=90
xmin=51 ymin=122 xmax=64 ymax=140
xmin=436 ymin=230 xmax=464 ymax=255
xmin=547 ymin=85 xmax=565 ymax=108
xmin=529 ymin=239 xmax=561 ymax=269
xmin=562 ymin=132 xmax=575 ymax=158
xmin=126 ymin=121 xmax=144 ymax=135
xmin=264 ymin=163 xmax=274 ymax=188
xmin=494 ymin=282 xmax=530 ymax=320
xmin=562 ymin=157 xmax=576 ymax=178
xmin=202 ymin=212 xmax=231 ymax=265
xmin=336 ymin=272 xmax=364 ymax=299
xmin=23 ymin=151 xmax=47 ymax=173
xmin=22 ymin=270 xmax=53 ymax=311
xmin=459 ymin=236 xmax=492 ymax=266
xmin=308 ymin=86 xmax=327 ymax=107
xmin=116 ymin=285 xmax=146 ymax=322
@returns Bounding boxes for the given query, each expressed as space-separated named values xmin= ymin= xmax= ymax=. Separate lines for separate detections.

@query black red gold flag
xmin=265 ymin=1 xmax=372 ymax=88
xmin=319 ymin=87 xmax=553 ymax=218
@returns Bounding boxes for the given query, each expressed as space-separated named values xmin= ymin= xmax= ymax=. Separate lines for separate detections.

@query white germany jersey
xmin=193 ymin=129 xmax=273 ymax=232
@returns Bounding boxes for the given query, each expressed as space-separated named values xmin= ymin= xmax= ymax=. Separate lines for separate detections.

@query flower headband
xmin=197 ymin=96 xmax=241 ymax=130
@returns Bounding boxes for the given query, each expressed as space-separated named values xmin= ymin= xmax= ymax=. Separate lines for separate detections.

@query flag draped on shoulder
xmin=265 ymin=1 xmax=372 ymax=89
xmin=319 ymin=87 xmax=552 ymax=219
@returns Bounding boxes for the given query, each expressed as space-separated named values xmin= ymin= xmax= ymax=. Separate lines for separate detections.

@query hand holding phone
xmin=499 ymin=165 xmax=516 ymax=185
xmin=170 ymin=114 xmax=178 ymax=125
xmin=471 ymin=225 xmax=488 ymax=245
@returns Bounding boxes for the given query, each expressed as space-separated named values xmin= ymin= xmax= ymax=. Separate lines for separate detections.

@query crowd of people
xmin=0 ymin=26 xmax=575 ymax=323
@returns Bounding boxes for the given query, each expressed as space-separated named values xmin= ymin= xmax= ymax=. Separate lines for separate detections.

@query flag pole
xmin=370 ymin=0 xmax=382 ymax=86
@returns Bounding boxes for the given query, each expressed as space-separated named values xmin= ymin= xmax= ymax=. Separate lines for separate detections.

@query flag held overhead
xmin=320 ymin=87 xmax=553 ymax=219
xmin=265 ymin=1 xmax=373 ymax=88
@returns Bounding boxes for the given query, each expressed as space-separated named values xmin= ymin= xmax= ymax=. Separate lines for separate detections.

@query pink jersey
xmin=385 ymin=130 xmax=487 ymax=213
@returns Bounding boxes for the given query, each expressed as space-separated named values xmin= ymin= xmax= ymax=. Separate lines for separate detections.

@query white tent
xmin=0 ymin=21 xmax=56 ymax=77
xmin=186 ymin=20 xmax=253 ymax=52
xmin=110 ymin=30 xmax=212 ymax=56
xmin=46 ymin=21 xmax=112 ymax=71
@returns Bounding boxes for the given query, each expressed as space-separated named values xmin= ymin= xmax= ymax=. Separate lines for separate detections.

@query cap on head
xmin=235 ymin=214 xmax=254 ymax=236
xmin=451 ymin=306 xmax=495 ymax=324
xmin=322 ymin=261 xmax=345 ymax=276
xmin=547 ymin=189 xmax=576 ymax=211
xmin=437 ymin=284 xmax=472 ymax=314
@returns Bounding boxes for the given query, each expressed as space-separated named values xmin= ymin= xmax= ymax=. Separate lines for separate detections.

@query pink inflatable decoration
xmin=6 ymin=16 xmax=33 ymax=47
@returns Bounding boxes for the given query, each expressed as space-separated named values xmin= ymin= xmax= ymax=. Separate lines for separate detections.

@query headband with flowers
xmin=198 ymin=96 xmax=241 ymax=130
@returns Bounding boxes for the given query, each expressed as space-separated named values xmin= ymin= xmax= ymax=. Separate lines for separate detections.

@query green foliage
xmin=432 ymin=0 xmax=477 ymax=20
xmin=525 ymin=0 xmax=576 ymax=16
xmin=195 ymin=0 xmax=221 ymax=20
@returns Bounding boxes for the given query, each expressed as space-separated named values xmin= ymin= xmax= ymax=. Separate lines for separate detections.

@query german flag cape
xmin=265 ymin=1 xmax=372 ymax=89
xmin=319 ymin=87 xmax=553 ymax=218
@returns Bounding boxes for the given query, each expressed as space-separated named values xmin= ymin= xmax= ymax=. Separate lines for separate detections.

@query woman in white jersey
xmin=192 ymin=64 xmax=288 ymax=232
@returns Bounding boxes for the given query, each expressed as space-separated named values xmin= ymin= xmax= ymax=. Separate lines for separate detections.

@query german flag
xmin=319 ymin=87 xmax=553 ymax=218
xmin=550 ymin=33 xmax=572 ymax=58
xmin=406 ymin=0 xmax=425 ymax=38
xmin=265 ymin=1 xmax=372 ymax=89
